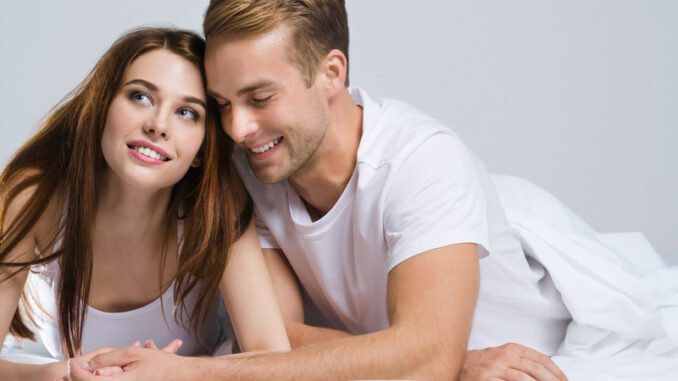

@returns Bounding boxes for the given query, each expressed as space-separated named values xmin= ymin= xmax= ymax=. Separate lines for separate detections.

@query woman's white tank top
xmin=23 ymin=220 xmax=232 ymax=359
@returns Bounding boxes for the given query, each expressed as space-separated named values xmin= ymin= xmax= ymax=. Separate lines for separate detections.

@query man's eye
xmin=252 ymin=95 xmax=273 ymax=105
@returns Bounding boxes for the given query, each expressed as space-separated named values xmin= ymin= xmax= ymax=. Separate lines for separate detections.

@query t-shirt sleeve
xmin=383 ymin=133 xmax=490 ymax=271
xmin=253 ymin=207 xmax=280 ymax=249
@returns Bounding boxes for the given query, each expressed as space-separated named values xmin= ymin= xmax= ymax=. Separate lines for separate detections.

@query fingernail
xmin=177 ymin=339 xmax=183 ymax=347
xmin=80 ymin=360 xmax=90 ymax=369
xmin=133 ymin=340 xmax=141 ymax=347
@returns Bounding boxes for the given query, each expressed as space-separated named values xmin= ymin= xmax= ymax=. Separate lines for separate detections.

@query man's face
xmin=205 ymin=26 xmax=328 ymax=184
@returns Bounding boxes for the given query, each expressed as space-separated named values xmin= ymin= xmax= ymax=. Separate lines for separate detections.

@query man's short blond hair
xmin=204 ymin=0 xmax=349 ymax=87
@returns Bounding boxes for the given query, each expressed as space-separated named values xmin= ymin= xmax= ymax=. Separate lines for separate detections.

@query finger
xmin=93 ymin=366 xmax=125 ymax=376
xmin=132 ymin=341 xmax=142 ymax=348
xmin=81 ymin=346 xmax=115 ymax=359
xmin=516 ymin=346 xmax=568 ymax=381
xmin=88 ymin=347 xmax=139 ymax=370
xmin=144 ymin=339 xmax=158 ymax=350
xmin=510 ymin=358 xmax=560 ymax=381
xmin=503 ymin=367 xmax=538 ymax=381
xmin=69 ymin=359 xmax=97 ymax=381
xmin=541 ymin=359 xmax=568 ymax=381
xmin=161 ymin=339 xmax=183 ymax=354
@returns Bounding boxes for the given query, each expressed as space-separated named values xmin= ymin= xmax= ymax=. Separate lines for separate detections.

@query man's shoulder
xmin=354 ymin=88 xmax=466 ymax=170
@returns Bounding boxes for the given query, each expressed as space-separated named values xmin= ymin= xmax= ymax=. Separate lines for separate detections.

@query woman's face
xmin=101 ymin=49 xmax=207 ymax=191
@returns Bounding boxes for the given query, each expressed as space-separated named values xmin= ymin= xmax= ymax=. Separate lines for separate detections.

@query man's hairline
xmin=205 ymin=23 xmax=321 ymax=88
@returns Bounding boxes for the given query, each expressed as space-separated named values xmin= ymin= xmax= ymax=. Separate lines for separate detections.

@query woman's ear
xmin=191 ymin=157 xmax=201 ymax=168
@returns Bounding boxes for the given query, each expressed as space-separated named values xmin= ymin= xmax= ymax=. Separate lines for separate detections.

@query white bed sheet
xmin=494 ymin=174 xmax=678 ymax=381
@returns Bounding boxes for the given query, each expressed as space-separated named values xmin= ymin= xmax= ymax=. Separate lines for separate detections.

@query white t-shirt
xmin=15 ymin=220 xmax=232 ymax=360
xmin=234 ymin=88 xmax=571 ymax=354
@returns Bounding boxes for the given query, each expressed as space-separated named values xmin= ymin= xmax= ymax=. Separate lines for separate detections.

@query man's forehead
xmin=205 ymin=24 xmax=294 ymax=61
xmin=205 ymin=28 xmax=306 ymax=98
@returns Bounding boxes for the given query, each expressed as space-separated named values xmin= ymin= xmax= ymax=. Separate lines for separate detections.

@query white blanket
xmin=493 ymin=174 xmax=678 ymax=380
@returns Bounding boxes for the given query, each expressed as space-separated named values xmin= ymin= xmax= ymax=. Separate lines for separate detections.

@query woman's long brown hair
xmin=0 ymin=27 xmax=249 ymax=358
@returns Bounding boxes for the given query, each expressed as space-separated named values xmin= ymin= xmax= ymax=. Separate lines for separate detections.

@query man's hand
xmin=460 ymin=343 xmax=569 ymax=381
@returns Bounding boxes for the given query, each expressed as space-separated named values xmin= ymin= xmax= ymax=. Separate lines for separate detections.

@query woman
xmin=0 ymin=27 xmax=289 ymax=380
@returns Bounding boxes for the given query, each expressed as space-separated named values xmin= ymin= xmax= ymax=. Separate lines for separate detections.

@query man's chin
xmin=255 ymin=174 xmax=285 ymax=184
xmin=250 ymin=163 xmax=287 ymax=184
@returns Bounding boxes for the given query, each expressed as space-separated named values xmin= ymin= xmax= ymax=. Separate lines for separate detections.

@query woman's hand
xmin=38 ymin=344 xmax=126 ymax=381
xmin=54 ymin=339 xmax=182 ymax=380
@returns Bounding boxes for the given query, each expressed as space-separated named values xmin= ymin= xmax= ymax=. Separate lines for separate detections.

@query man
xmin=73 ymin=0 xmax=571 ymax=379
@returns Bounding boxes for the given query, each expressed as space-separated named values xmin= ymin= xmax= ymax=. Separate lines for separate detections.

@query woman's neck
xmin=94 ymin=172 xmax=173 ymax=251
xmin=86 ymin=172 xmax=178 ymax=312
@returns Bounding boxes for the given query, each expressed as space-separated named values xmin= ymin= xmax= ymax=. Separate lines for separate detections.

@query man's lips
xmin=247 ymin=136 xmax=283 ymax=154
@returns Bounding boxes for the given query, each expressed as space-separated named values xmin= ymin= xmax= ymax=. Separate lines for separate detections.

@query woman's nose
xmin=143 ymin=109 xmax=170 ymax=139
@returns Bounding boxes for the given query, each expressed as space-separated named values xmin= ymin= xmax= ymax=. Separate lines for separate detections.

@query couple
xmin=1 ymin=0 xmax=570 ymax=380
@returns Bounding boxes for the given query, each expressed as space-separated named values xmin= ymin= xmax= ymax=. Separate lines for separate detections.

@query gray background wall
xmin=1 ymin=1 xmax=675 ymax=256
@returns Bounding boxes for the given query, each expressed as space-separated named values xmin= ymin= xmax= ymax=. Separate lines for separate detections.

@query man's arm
xmin=260 ymin=248 xmax=569 ymax=381
xmin=79 ymin=243 xmax=479 ymax=380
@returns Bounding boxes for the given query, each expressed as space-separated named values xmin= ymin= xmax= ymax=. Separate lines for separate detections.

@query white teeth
xmin=251 ymin=137 xmax=281 ymax=154
xmin=133 ymin=145 xmax=168 ymax=161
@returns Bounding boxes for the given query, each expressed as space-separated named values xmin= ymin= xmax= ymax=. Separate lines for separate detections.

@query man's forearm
xmin=191 ymin=326 xmax=462 ymax=380
xmin=183 ymin=245 xmax=478 ymax=380
xmin=286 ymin=321 xmax=351 ymax=348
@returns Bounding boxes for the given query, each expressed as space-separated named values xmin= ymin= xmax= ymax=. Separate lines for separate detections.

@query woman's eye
xmin=130 ymin=91 xmax=151 ymax=105
xmin=178 ymin=108 xmax=199 ymax=121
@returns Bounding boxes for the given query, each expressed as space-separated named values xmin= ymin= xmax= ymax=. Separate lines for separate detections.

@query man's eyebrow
xmin=236 ymin=80 xmax=276 ymax=97
xmin=207 ymin=89 xmax=223 ymax=100
xmin=124 ymin=78 xmax=206 ymax=110
xmin=206 ymin=80 xmax=277 ymax=102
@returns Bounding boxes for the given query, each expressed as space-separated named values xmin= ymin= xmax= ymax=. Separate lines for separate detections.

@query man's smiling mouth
xmin=251 ymin=136 xmax=283 ymax=154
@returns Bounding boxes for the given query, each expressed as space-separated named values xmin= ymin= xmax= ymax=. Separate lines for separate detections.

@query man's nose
xmin=225 ymin=106 xmax=258 ymax=143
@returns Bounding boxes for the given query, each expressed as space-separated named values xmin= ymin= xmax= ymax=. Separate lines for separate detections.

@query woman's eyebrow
xmin=124 ymin=78 xmax=157 ymax=91
xmin=183 ymin=96 xmax=207 ymax=110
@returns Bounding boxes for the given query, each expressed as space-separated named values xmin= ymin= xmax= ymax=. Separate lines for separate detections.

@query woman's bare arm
xmin=218 ymin=219 xmax=290 ymax=352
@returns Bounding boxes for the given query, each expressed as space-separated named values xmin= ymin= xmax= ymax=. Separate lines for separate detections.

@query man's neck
xmin=289 ymin=89 xmax=363 ymax=220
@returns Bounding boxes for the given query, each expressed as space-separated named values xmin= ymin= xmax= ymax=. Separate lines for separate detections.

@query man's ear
xmin=191 ymin=156 xmax=201 ymax=168
xmin=320 ymin=49 xmax=347 ymax=96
